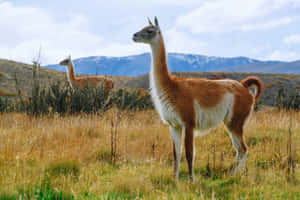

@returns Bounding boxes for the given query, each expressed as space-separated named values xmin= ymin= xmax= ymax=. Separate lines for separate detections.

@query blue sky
xmin=1 ymin=0 xmax=300 ymax=65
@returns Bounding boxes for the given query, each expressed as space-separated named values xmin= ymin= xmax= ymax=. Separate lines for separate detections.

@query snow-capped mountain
xmin=45 ymin=53 xmax=294 ymax=76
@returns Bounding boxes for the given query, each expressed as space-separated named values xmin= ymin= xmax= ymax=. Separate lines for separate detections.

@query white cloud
xmin=283 ymin=34 xmax=300 ymax=45
xmin=0 ymin=2 xmax=145 ymax=65
xmin=176 ymin=0 xmax=300 ymax=33
xmin=266 ymin=50 xmax=298 ymax=61
xmin=96 ymin=0 xmax=204 ymax=6
xmin=165 ymin=29 xmax=208 ymax=54
xmin=94 ymin=43 xmax=148 ymax=57
xmin=240 ymin=17 xmax=294 ymax=31
xmin=145 ymin=0 xmax=205 ymax=6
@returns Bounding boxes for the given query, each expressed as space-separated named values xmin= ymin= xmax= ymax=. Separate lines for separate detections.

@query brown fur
xmin=67 ymin=63 xmax=113 ymax=91
xmin=240 ymin=76 xmax=263 ymax=103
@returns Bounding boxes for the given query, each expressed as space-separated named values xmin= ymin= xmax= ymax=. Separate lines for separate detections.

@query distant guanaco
xmin=133 ymin=17 xmax=263 ymax=181
xmin=59 ymin=56 xmax=113 ymax=91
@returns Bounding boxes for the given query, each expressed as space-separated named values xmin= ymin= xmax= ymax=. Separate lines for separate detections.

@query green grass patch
xmin=0 ymin=192 xmax=17 ymax=200
xmin=16 ymin=174 xmax=74 ymax=200
xmin=46 ymin=160 xmax=80 ymax=179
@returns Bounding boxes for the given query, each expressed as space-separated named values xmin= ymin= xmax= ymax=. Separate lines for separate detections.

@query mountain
xmin=46 ymin=53 xmax=293 ymax=76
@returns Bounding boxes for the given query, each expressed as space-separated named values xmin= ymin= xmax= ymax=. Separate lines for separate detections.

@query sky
xmin=1 ymin=0 xmax=300 ymax=65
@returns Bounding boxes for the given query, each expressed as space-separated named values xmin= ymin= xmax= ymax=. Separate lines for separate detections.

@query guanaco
xmin=133 ymin=17 xmax=263 ymax=181
xmin=59 ymin=56 xmax=113 ymax=91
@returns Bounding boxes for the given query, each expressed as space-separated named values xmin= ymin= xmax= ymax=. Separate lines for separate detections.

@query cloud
xmin=240 ymin=17 xmax=294 ymax=31
xmin=165 ymin=29 xmax=208 ymax=54
xmin=176 ymin=0 xmax=300 ymax=33
xmin=94 ymin=43 xmax=148 ymax=57
xmin=0 ymin=2 xmax=145 ymax=65
xmin=95 ymin=0 xmax=204 ymax=6
xmin=283 ymin=34 xmax=300 ymax=45
xmin=266 ymin=50 xmax=298 ymax=61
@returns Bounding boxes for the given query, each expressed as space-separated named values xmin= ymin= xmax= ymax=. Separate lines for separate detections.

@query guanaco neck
xmin=66 ymin=61 xmax=78 ymax=84
xmin=150 ymin=33 xmax=172 ymax=89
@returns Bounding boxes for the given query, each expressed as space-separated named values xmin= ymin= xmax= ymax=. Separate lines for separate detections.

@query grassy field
xmin=0 ymin=109 xmax=299 ymax=199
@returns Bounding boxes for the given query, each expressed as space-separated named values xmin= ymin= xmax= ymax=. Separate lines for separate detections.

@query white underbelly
xmin=194 ymin=93 xmax=234 ymax=137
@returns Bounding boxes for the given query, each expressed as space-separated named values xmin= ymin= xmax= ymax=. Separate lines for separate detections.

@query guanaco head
xmin=133 ymin=17 xmax=160 ymax=44
xmin=59 ymin=55 xmax=72 ymax=66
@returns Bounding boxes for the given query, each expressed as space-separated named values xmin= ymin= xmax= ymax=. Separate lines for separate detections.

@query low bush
xmin=275 ymin=87 xmax=300 ymax=110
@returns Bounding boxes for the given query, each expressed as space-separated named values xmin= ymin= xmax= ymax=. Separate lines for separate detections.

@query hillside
xmin=229 ymin=60 xmax=300 ymax=74
xmin=44 ymin=53 xmax=299 ymax=76
xmin=1 ymin=59 xmax=300 ymax=105
xmin=0 ymin=59 xmax=66 ymax=96
xmin=0 ymin=59 xmax=133 ymax=95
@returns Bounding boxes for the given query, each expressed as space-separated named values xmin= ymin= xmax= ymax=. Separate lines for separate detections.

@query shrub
xmin=275 ymin=87 xmax=300 ymax=110
xmin=68 ymin=84 xmax=111 ymax=114
xmin=111 ymin=88 xmax=153 ymax=111
xmin=1 ymin=82 xmax=154 ymax=115
xmin=0 ymin=97 xmax=10 ymax=113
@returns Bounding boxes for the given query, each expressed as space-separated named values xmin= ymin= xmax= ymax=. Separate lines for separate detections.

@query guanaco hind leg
xmin=184 ymin=125 xmax=195 ymax=181
xmin=226 ymin=126 xmax=248 ymax=175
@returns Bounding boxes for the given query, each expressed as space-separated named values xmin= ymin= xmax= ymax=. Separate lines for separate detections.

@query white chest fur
xmin=149 ymin=67 xmax=183 ymax=128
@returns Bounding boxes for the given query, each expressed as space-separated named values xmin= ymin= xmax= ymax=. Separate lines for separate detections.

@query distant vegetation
xmin=0 ymin=58 xmax=300 ymax=114
xmin=0 ymin=82 xmax=153 ymax=115
xmin=0 ymin=62 xmax=153 ymax=115
xmin=275 ymin=86 xmax=300 ymax=110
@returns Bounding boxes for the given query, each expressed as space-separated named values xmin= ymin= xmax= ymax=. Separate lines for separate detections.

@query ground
xmin=0 ymin=109 xmax=299 ymax=199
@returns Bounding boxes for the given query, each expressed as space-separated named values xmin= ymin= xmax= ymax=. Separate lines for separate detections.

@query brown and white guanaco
xmin=133 ymin=17 xmax=263 ymax=181
xmin=59 ymin=56 xmax=113 ymax=91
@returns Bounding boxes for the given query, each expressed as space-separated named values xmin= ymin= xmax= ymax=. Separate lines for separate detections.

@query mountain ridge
xmin=46 ymin=53 xmax=297 ymax=76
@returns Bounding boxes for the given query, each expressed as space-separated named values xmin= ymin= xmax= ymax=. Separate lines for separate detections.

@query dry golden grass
xmin=0 ymin=109 xmax=299 ymax=199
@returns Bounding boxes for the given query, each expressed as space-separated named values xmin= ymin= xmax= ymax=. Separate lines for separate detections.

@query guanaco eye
xmin=147 ymin=29 xmax=153 ymax=33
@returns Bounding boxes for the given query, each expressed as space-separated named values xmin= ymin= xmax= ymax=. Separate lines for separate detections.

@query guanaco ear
xmin=154 ymin=16 xmax=159 ymax=28
xmin=147 ymin=17 xmax=153 ymax=25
